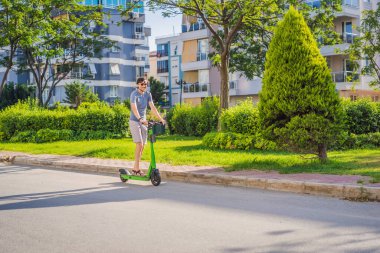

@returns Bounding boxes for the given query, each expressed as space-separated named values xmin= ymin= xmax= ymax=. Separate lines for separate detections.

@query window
xmin=350 ymin=95 xmax=357 ymax=101
xmin=135 ymin=23 xmax=143 ymax=34
xmin=89 ymin=63 xmax=97 ymax=75
xmin=136 ymin=66 xmax=144 ymax=78
xmin=198 ymin=70 xmax=209 ymax=84
xmin=133 ymin=0 xmax=144 ymax=13
xmin=110 ymin=86 xmax=118 ymax=97
xmin=157 ymin=60 xmax=168 ymax=73
xmin=157 ymin=44 xmax=168 ymax=57
xmin=197 ymin=39 xmax=209 ymax=61
xmin=373 ymin=96 xmax=379 ymax=102
xmin=111 ymin=45 xmax=120 ymax=53
xmin=110 ymin=63 xmax=120 ymax=75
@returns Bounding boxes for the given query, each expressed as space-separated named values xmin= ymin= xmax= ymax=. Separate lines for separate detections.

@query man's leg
xmin=133 ymin=142 xmax=143 ymax=171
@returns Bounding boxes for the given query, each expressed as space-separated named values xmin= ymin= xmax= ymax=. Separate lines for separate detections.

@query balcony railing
xmin=183 ymin=82 xmax=209 ymax=93
xmin=341 ymin=33 xmax=358 ymax=44
xmin=133 ymin=33 xmax=145 ymax=40
xmin=342 ymin=0 xmax=359 ymax=7
xmin=306 ymin=0 xmax=358 ymax=8
xmin=331 ymin=71 xmax=359 ymax=83
xmin=157 ymin=50 xmax=168 ymax=57
xmin=157 ymin=68 xmax=169 ymax=73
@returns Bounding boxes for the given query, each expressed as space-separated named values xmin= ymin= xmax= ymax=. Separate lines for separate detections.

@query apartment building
xmin=0 ymin=0 xmax=151 ymax=104
xmin=155 ymin=33 xmax=183 ymax=106
xmin=315 ymin=0 xmax=380 ymax=101
xmin=155 ymin=1 xmax=380 ymax=107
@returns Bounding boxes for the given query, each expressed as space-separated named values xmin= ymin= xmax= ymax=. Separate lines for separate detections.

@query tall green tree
xmin=16 ymin=0 xmax=116 ymax=107
xmin=148 ymin=76 xmax=165 ymax=104
xmin=259 ymin=6 xmax=343 ymax=161
xmin=63 ymin=81 xmax=99 ymax=108
xmin=347 ymin=3 xmax=380 ymax=87
xmin=0 ymin=0 xmax=37 ymax=97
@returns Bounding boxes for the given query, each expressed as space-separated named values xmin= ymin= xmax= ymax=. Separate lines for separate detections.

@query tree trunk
xmin=0 ymin=67 xmax=12 ymax=98
xmin=217 ymin=55 xmax=230 ymax=131
xmin=219 ymin=55 xmax=229 ymax=110
xmin=318 ymin=143 xmax=328 ymax=162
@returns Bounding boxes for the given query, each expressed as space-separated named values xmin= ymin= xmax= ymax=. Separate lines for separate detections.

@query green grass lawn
xmin=1 ymin=135 xmax=380 ymax=182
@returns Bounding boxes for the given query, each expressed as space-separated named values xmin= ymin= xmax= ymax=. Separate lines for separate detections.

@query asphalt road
xmin=0 ymin=164 xmax=380 ymax=253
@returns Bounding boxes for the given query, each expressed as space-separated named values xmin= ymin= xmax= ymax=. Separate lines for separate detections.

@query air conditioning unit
xmin=135 ymin=33 xmax=142 ymax=39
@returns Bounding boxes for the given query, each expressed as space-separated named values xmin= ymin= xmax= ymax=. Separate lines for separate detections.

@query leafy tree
xmin=63 ymin=81 xmax=99 ymax=108
xmin=148 ymin=0 xmax=279 ymax=111
xmin=259 ymin=7 xmax=343 ymax=161
xmin=15 ymin=0 xmax=116 ymax=107
xmin=347 ymin=3 xmax=380 ymax=87
xmin=0 ymin=0 xmax=38 ymax=97
xmin=0 ymin=82 xmax=35 ymax=110
xmin=149 ymin=0 xmax=342 ymax=113
xmin=148 ymin=76 xmax=165 ymax=104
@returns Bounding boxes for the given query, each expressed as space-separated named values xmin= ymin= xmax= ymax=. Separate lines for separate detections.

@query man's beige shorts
xmin=129 ymin=120 xmax=148 ymax=145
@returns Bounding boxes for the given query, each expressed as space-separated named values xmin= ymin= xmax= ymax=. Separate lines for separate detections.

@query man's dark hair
xmin=136 ymin=77 xmax=145 ymax=84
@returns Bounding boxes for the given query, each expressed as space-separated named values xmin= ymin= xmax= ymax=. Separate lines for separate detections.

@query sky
xmin=144 ymin=9 xmax=182 ymax=51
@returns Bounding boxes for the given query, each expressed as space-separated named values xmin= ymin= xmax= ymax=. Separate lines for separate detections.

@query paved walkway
xmin=1 ymin=151 xmax=379 ymax=201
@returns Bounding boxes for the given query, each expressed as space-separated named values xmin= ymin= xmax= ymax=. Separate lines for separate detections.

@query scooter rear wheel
xmin=120 ymin=175 xmax=128 ymax=183
xmin=150 ymin=169 xmax=161 ymax=186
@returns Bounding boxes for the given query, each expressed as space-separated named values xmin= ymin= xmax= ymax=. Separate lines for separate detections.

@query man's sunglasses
xmin=138 ymin=82 xmax=147 ymax=86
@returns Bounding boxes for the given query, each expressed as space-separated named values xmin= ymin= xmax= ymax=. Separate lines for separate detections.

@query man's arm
xmin=131 ymin=103 xmax=147 ymax=125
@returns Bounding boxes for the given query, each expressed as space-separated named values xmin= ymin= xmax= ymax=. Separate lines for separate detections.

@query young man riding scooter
xmin=129 ymin=77 xmax=166 ymax=176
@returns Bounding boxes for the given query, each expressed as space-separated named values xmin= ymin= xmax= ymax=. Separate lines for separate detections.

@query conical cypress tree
xmin=258 ymin=6 xmax=343 ymax=161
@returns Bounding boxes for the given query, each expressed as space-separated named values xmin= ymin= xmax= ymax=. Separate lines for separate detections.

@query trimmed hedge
xmin=0 ymin=100 xmax=130 ymax=142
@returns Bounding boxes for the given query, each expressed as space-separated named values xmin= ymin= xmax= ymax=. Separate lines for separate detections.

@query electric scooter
xmin=119 ymin=121 xmax=165 ymax=186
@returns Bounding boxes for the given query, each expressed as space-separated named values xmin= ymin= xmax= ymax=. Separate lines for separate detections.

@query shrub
xmin=342 ymin=99 xmax=379 ymax=134
xmin=169 ymin=97 xmax=219 ymax=136
xmin=220 ymin=99 xmax=259 ymax=135
xmin=340 ymin=132 xmax=380 ymax=149
xmin=0 ymin=100 xmax=130 ymax=141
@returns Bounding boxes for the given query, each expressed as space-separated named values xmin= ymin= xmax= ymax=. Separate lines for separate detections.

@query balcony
xmin=320 ymin=33 xmax=358 ymax=56
xmin=181 ymin=59 xmax=210 ymax=72
xmin=183 ymin=82 xmax=211 ymax=98
xmin=331 ymin=71 xmax=359 ymax=83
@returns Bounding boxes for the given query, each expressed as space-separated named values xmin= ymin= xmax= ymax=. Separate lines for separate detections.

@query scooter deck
xmin=119 ymin=168 xmax=151 ymax=181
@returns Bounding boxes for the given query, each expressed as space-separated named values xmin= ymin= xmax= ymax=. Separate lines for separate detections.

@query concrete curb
xmin=11 ymin=155 xmax=380 ymax=202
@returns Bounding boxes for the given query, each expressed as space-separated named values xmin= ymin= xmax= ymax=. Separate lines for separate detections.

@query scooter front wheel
xmin=150 ymin=169 xmax=161 ymax=186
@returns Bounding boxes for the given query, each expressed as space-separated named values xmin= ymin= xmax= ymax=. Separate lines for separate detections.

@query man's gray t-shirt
xmin=130 ymin=89 xmax=153 ymax=122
